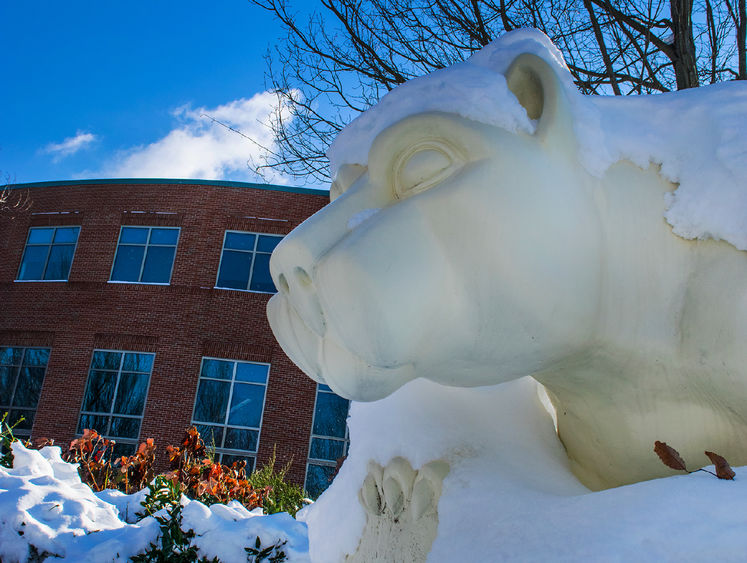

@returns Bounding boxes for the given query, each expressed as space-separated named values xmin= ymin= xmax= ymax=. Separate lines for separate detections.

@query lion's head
xmin=267 ymin=46 xmax=604 ymax=401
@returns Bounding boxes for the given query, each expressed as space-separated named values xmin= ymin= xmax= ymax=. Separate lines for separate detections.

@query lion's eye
xmin=394 ymin=142 xmax=463 ymax=199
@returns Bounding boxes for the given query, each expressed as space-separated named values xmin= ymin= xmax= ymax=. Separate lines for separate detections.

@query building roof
xmin=6 ymin=178 xmax=329 ymax=197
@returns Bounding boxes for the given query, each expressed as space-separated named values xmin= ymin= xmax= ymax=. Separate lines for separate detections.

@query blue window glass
xmin=305 ymin=384 xmax=350 ymax=498
xmin=305 ymin=464 xmax=337 ymax=499
xmin=201 ymin=359 xmax=233 ymax=380
xmin=312 ymin=391 xmax=350 ymax=438
xmin=249 ymin=253 xmax=275 ymax=292
xmin=310 ymin=437 xmax=346 ymax=460
xmin=122 ymin=352 xmax=153 ymax=373
xmin=110 ymin=416 xmax=140 ymax=439
xmin=92 ymin=351 xmax=121 ymax=370
xmin=78 ymin=350 xmax=154 ymax=446
xmin=216 ymin=231 xmax=282 ymax=293
xmin=192 ymin=358 xmax=269 ymax=467
xmin=0 ymin=347 xmax=51 ymax=438
xmin=140 ymin=246 xmax=176 ymax=283
xmin=17 ymin=226 xmax=80 ymax=281
xmin=82 ymin=371 xmax=116 ymax=412
xmin=235 ymin=362 xmax=269 ymax=384
xmin=113 ymin=372 xmax=149 ymax=415
xmin=28 ymin=228 xmax=54 ymax=244
xmin=149 ymin=228 xmax=179 ymax=245
xmin=193 ymin=380 xmax=231 ymax=423
xmin=225 ymin=232 xmax=255 ymax=250
xmin=54 ymin=227 xmax=80 ymax=243
xmin=110 ymin=226 xmax=179 ymax=283
xmin=227 ymin=383 xmax=265 ymax=427
xmin=224 ymin=428 xmax=259 ymax=452
xmin=111 ymin=246 xmax=145 ymax=282
xmin=216 ymin=251 xmax=252 ymax=290
xmin=120 ymin=227 xmax=149 ymax=244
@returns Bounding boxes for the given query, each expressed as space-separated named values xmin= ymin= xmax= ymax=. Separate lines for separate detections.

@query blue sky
xmin=2 ymin=1 xmax=314 ymax=186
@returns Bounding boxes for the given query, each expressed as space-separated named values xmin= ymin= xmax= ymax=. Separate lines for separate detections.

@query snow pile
xmin=300 ymin=377 xmax=747 ymax=561
xmin=182 ymin=501 xmax=309 ymax=562
xmin=328 ymin=28 xmax=747 ymax=251
xmin=4 ymin=385 xmax=747 ymax=561
xmin=0 ymin=443 xmax=154 ymax=562
xmin=0 ymin=442 xmax=308 ymax=562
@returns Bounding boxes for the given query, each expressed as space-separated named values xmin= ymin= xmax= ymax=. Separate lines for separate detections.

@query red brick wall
xmin=0 ymin=181 xmax=328 ymax=484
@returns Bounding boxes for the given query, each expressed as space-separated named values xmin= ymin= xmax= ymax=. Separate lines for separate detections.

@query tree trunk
xmin=670 ymin=0 xmax=699 ymax=89
xmin=738 ymin=0 xmax=746 ymax=79
xmin=583 ymin=0 xmax=622 ymax=94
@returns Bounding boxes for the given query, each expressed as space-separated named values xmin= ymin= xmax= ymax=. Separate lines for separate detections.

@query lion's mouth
xmin=267 ymin=294 xmax=415 ymax=401
xmin=267 ymin=293 xmax=324 ymax=382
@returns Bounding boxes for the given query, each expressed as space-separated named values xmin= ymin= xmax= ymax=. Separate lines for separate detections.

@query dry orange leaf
xmin=654 ymin=441 xmax=688 ymax=471
xmin=704 ymin=451 xmax=735 ymax=480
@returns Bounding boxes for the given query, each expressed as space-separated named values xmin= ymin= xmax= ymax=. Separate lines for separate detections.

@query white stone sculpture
xmin=267 ymin=26 xmax=747 ymax=560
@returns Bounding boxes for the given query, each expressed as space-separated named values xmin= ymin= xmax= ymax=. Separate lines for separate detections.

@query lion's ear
xmin=505 ymin=53 xmax=572 ymax=144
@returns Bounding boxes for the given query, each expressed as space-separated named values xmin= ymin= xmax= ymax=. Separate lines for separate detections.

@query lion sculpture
xmin=267 ymin=29 xmax=747 ymax=500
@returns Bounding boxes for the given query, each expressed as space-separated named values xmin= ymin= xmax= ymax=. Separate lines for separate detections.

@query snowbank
xmin=3 ymin=386 xmax=747 ymax=561
xmin=300 ymin=377 xmax=747 ymax=561
xmin=0 ymin=442 xmax=308 ymax=562
xmin=328 ymin=28 xmax=747 ymax=251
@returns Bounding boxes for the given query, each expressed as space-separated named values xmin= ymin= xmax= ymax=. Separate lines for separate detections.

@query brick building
xmin=0 ymin=179 xmax=349 ymax=496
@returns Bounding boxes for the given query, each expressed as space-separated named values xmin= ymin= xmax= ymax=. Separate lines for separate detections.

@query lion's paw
xmin=349 ymin=458 xmax=449 ymax=562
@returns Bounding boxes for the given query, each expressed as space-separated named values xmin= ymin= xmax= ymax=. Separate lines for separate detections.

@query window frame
xmin=305 ymin=383 xmax=351 ymax=496
xmin=190 ymin=356 xmax=270 ymax=470
xmin=109 ymin=226 xmax=180 ymax=285
xmin=214 ymin=230 xmax=283 ymax=294
xmin=0 ymin=346 xmax=51 ymax=438
xmin=16 ymin=226 xmax=81 ymax=282
xmin=77 ymin=349 xmax=155 ymax=448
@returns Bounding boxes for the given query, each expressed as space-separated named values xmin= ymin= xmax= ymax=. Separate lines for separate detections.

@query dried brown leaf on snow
xmin=704 ymin=451 xmax=735 ymax=480
xmin=654 ymin=441 xmax=688 ymax=472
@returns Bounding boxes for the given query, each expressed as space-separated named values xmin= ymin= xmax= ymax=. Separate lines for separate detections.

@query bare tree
xmin=0 ymin=173 xmax=30 ymax=217
xmin=253 ymin=0 xmax=747 ymax=182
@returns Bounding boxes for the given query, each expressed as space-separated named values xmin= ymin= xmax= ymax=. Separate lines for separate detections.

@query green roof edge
xmin=6 ymin=178 xmax=329 ymax=196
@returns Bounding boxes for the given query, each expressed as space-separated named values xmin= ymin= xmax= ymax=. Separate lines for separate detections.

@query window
xmin=216 ymin=232 xmax=282 ymax=293
xmin=17 ymin=226 xmax=80 ymax=281
xmin=78 ymin=350 xmax=154 ymax=454
xmin=191 ymin=358 xmax=269 ymax=471
xmin=0 ymin=347 xmax=50 ymax=438
xmin=305 ymin=384 xmax=350 ymax=498
xmin=110 ymin=226 xmax=180 ymax=284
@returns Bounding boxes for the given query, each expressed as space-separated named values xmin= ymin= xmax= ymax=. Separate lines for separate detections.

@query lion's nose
xmin=270 ymin=171 xmax=388 ymax=339
xmin=270 ymin=237 xmax=327 ymax=337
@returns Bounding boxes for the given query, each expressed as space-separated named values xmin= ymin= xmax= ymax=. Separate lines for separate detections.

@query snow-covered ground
xmin=4 ymin=381 xmax=747 ymax=562
xmin=0 ymin=442 xmax=309 ymax=562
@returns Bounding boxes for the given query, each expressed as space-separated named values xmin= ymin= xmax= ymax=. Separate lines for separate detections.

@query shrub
xmin=0 ymin=411 xmax=23 ymax=468
xmin=62 ymin=429 xmax=120 ymax=492
xmin=248 ymin=449 xmax=307 ymax=517
xmin=120 ymin=438 xmax=157 ymax=493
xmin=166 ymin=427 xmax=270 ymax=510
xmin=245 ymin=536 xmax=288 ymax=562
xmin=132 ymin=475 xmax=215 ymax=563
xmin=23 ymin=425 xmax=304 ymax=516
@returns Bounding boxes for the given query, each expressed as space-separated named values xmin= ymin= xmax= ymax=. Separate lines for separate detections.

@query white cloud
xmin=44 ymin=131 xmax=96 ymax=161
xmin=94 ymin=92 xmax=292 ymax=184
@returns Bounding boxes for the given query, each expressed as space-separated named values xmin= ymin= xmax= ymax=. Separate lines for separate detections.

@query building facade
xmin=0 ymin=179 xmax=348 ymax=496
